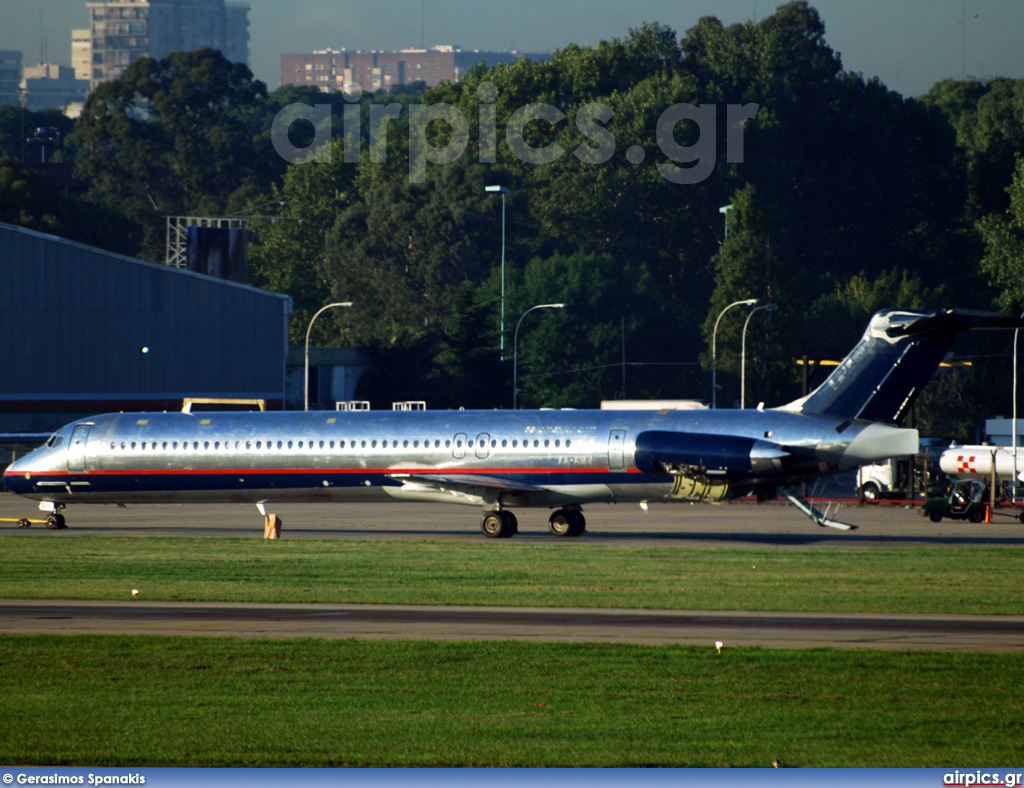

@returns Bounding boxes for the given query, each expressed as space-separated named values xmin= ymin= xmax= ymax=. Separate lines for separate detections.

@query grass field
xmin=2 ymin=634 xmax=1022 ymax=767
xmin=0 ymin=536 xmax=1022 ymax=614
xmin=2 ymin=535 xmax=1022 ymax=766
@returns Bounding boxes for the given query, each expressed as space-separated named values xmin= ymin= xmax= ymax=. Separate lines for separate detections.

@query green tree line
xmin=3 ymin=3 xmax=1024 ymax=434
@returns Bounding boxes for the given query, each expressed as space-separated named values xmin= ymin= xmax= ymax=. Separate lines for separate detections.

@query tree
xmin=702 ymin=184 xmax=797 ymax=407
xmin=922 ymin=77 xmax=1024 ymax=220
xmin=73 ymin=48 xmax=279 ymax=261
xmin=0 ymin=156 xmax=137 ymax=253
xmin=246 ymin=138 xmax=356 ymax=346
xmin=977 ymin=156 xmax=1024 ymax=314
xmin=508 ymin=251 xmax=666 ymax=408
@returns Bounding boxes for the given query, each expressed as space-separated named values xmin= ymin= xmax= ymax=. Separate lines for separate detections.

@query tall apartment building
xmin=85 ymin=0 xmax=250 ymax=91
xmin=0 ymin=51 xmax=23 ymax=105
xmin=280 ymin=46 xmax=547 ymax=94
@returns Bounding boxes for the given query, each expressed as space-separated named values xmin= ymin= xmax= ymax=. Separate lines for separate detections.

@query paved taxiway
xmin=3 ymin=494 xmax=1024 ymax=546
xmin=3 ymin=495 xmax=1022 ymax=651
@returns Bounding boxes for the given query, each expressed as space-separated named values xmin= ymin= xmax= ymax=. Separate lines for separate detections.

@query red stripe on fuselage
xmin=18 ymin=467 xmax=634 ymax=477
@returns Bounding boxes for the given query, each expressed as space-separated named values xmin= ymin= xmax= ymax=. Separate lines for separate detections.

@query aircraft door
xmin=608 ymin=429 xmax=627 ymax=471
xmin=452 ymin=433 xmax=467 ymax=460
xmin=67 ymin=424 xmax=92 ymax=473
xmin=475 ymin=433 xmax=491 ymax=460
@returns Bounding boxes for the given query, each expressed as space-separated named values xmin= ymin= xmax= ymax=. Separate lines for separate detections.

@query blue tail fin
xmin=783 ymin=310 xmax=1024 ymax=424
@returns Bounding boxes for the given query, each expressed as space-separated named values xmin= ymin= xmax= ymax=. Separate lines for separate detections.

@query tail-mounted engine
xmin=633 ymin=430 xmax=790 ymax=502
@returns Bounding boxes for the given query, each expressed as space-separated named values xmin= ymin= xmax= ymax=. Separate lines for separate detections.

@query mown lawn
xmin=0 ymin=536 xmax=1020 ymax=614
xmin=2 ymin=634 xmax=1021 ymax=767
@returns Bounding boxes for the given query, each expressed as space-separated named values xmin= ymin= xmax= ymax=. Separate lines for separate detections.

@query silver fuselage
xmin=4 ymin=408 xmax=917 ymax=509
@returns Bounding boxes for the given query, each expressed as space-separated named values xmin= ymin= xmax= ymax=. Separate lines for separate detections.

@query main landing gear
xmin=479 ymin=507 xmax=587 ymax=539
xmin=548 ymin=507 xmax=586 ymax=537
xmin=480 ymin=510 xmax=518 ymax=538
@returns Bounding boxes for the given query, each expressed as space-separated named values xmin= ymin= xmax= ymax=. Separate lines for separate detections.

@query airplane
xmin=5 ymin=309 xmax=1024 ymax=537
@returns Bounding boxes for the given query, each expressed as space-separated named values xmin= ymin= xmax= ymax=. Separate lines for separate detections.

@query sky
xmin=2 ymin=0 xmax=1023 ymax=97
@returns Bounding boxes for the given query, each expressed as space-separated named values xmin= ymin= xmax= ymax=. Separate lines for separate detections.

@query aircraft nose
xmin=3 ymin=456 xmax=32 ymax=494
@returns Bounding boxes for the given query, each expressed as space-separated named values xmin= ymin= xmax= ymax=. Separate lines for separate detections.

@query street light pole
xmin=513 ymin=303 xmax=565 ymax=409
xmin=1013 ymin=309 xmax=1024 ymax=501
xmin=741 ymin=303 xmax=777 ymax=409
xmin=304 ymin=301 xmax=354 ymax=412
xmin=485 ymin=185 xmax=511 ymax=359
xmin=711 ymin=298 xmax=759 ymax=409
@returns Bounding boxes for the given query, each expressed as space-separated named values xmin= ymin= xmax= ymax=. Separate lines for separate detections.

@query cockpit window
xmin=46 ymin=434 xmax=63 ymax=449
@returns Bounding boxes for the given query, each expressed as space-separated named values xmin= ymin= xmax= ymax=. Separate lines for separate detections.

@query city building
xmin=0 ymin=50 xmax=23 ymax=105
xmin=21 ymin=63 xmax=90 ymax=112
xmin=71 ymin=28 xmax=92 ymax=81
xmin=280 ymin=46 xmax=548 ymax=93
xmin=84 ymin=0 xmax=250 ymax=91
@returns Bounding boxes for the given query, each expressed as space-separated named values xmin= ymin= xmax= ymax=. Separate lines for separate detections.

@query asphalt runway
xmin=2 ymin=600 xmax=1022 ymax=651
xmin=3 ymin=494 xmax=1023 ymax=651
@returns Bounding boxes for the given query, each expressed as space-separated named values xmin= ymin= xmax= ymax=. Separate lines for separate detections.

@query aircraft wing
xmin=386 ymin=472 xmax=547 ymax=494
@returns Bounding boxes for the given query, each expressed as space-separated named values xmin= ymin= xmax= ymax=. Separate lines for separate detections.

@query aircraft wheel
xmin=1019 ymin=511 xmax=1024 ymax=524
xmin=928 ymin=510 xmax=943 ymax=523
xmin=567 ymin=510 xmax=586 ymax=537
xmin=46 ymin=514 xmax=66 ymax=530
xmin=967 ymin=507 xmax=984 ymax=524
xmin=549 ymin=510 xmax=572 ymax=537
xmin=17 ymin=518 xmax=31 ymax=528
xmin=481 ymin=511 xmax=516 ymax=539
xmin=549 ymin=509 xmax=585 ymax=537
